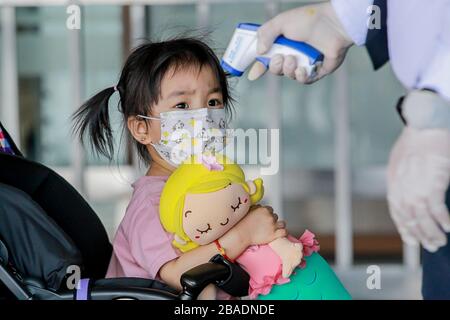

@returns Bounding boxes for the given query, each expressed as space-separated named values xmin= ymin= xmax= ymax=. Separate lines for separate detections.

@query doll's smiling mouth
xmin=220 ymin=218 xmax=229 ymax=226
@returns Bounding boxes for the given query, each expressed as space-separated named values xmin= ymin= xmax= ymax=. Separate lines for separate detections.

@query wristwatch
xmin=396 ymin=89 xmax=450 ymax=130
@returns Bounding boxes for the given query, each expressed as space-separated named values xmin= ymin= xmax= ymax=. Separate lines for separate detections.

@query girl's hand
xmin=197 ymin=284 xmax=217 ymax=300
xmin=237 ymin=205 xmax=287 ymax=246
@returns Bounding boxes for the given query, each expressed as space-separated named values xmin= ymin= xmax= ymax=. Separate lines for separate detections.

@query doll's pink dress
xmin=236 ymin=230 xmax=320 ymax=299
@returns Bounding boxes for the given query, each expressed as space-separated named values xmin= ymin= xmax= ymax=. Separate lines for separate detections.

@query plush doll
xmin=159 ymin=155 xmax=351 ymax=300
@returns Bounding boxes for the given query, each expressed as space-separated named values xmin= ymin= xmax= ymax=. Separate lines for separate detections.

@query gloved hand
xmin=387 ymin=126 xmax=450 ymax=252
xmin=248 ymin=2 xmax=353 ymax=83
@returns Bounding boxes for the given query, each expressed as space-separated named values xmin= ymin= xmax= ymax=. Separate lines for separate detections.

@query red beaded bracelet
xmin=214 ymin=239 xmax=235 ymax=263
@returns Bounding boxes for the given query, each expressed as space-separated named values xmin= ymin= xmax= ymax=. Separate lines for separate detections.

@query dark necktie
xmin=365 ymin=0 xmax=389 ymax=70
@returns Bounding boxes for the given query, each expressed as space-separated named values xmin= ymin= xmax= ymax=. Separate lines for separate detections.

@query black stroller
xmin=0 ymin=122 xmax=249 ymax=300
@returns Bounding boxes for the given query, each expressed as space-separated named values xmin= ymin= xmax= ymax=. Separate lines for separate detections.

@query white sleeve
xmin=331 ymin=0 xmax=374 ymax=46
xmin=417 ymin=7 xmax=450 ymax=102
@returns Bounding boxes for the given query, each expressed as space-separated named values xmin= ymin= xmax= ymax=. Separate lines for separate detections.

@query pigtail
xmin=250 ymin=178 xmax=264 ymax=204
xmin=72 ymin=86 xmax=117 ymax=160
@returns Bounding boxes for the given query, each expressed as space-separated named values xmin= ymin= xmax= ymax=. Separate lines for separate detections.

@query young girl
xmin=72 ymin=37 xmax=287 ymax=298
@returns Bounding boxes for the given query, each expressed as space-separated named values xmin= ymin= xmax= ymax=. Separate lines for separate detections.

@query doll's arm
xmin=269 ymin=237 xmax=303 ymax=278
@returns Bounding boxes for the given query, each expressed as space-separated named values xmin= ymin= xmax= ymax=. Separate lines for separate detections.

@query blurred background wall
xmin=0 ymin=0 xmax=421 ymax=299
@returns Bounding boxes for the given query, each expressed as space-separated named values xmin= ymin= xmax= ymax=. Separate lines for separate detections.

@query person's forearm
xmin=331 ymin=0 xmax=374 ymax=46
xmin=416 ymin=6 xmax=450 ymax=101
xmin=159 ymin=242 xmax=220 ymax=290
xmin=417 ymin=48 xmax=450 ymax=102
xmin=159 ymin=227 xmax=250 ymax=290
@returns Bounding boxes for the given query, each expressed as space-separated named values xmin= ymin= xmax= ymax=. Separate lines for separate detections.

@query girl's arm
xmin=159 ymin=205 xmax=287 ymax=291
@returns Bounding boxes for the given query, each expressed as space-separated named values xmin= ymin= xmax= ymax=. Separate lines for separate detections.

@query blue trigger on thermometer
xmin=221 ymin=22 xmax=324 ymax=78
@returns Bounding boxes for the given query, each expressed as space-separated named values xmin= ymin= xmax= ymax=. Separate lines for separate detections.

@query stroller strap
xmin=75 ymin=278 xmax=90 ymax=300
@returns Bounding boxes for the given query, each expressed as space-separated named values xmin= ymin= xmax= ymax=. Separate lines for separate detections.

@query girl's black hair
xmin=72 ymin=37 xmax=233 ymax=164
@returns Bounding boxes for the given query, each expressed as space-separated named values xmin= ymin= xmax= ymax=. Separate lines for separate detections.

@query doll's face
xmin=182 ymin=183 xmax=251 ymax=245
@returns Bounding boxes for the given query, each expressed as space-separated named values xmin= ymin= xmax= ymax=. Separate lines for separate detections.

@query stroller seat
xmin=0 ymin=123 xmax=249 ymax=300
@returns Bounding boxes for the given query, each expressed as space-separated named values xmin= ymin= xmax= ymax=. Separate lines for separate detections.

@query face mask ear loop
xmin=136 ymin=114 xmax=160 ymax=121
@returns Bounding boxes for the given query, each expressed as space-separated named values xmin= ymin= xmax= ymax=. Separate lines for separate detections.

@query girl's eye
xmin=231 ymin=197 xmax=242 ymax=212
xmin=196 ymin=223 xmax=212 ymax=234
xmin=175 ymin=102 xmax=189 ymax=109
xmin=208 ymin=99 xmax=222 ymax=108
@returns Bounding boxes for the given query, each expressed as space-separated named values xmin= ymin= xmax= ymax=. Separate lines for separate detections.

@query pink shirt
xmin=105 ymin=175 xmax=242 ymax=299
xmin=106 ymin=175 xmax=179 ymax=279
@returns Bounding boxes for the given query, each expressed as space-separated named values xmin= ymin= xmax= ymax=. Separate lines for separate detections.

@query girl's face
xmin=128 ymin=64 xmax=225 ymax=170
xmin=182 ymin=183 xmax=251 ymax=245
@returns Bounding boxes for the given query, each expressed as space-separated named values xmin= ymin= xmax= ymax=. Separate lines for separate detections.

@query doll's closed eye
xmin=196 ymin=223 xmax=212 ymax=234
xmin=184 ymin=210 xmax=192 ymax=218
xmin=231 ymin=197 xmax=242 ymax=212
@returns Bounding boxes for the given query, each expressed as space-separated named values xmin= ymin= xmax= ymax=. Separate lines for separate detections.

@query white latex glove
xmin=387 ymin=127 xmax=450 ymax=252
xmin=248 ymin=2 xmax=353 ymax=83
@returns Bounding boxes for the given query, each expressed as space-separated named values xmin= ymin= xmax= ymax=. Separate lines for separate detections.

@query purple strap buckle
xmin=75 ymin=278 xmax=90 ymax=300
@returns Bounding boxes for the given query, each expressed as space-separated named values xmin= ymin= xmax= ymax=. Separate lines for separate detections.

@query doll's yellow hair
xmin=159 ymin=155 xmax=264 ymax=253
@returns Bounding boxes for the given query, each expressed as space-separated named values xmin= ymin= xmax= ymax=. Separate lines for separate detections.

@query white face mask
xmin=138 ymin=108 xmax=230 ymax=167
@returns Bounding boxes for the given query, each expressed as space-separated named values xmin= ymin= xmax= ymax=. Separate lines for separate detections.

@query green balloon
xmin=258 ymin=253 xmax=352 ymax=300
